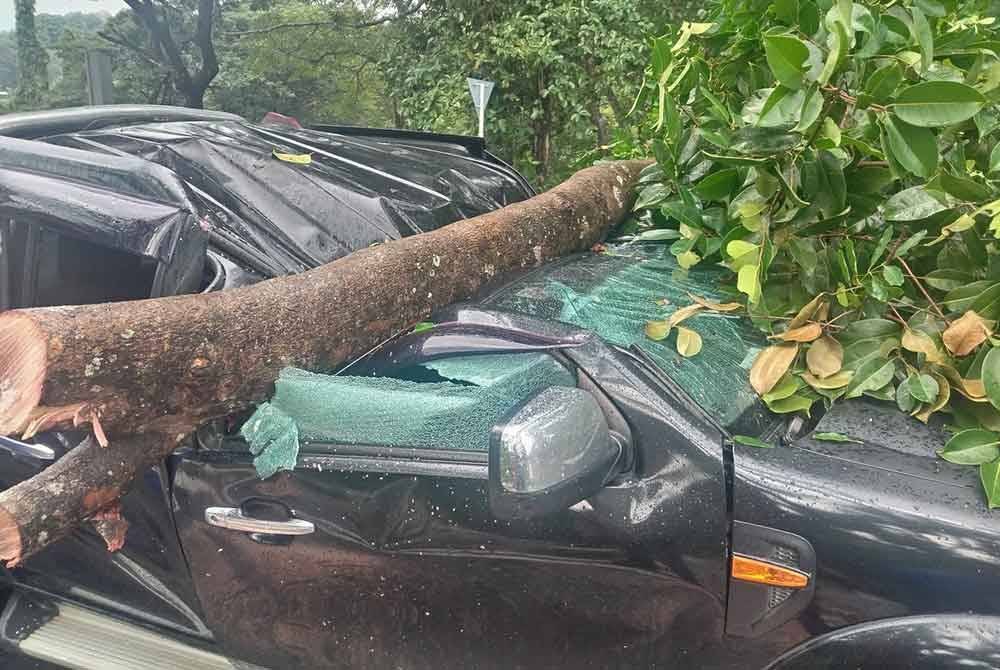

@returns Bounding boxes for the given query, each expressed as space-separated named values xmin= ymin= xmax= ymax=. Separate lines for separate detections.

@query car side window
xmin=249 ymin=352 xmax=576 ymax=455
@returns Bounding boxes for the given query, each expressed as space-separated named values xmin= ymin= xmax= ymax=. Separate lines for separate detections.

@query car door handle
xmin=204 ymin=507 xmax=315 ymax=535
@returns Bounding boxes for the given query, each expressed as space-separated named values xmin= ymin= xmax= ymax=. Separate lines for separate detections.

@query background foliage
xmin=3 ymin=0 xmax=697 ymax=185
xmin=628 ymin=0 xmax=1000 ymax=506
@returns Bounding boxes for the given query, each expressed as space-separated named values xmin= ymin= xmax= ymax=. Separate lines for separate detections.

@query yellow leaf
xmin=902 ymin=328 xmax=944 ymax=363
xmin=750 ymin=343 xmax=800 ymax=396
xmin=788 ymin=295 xmax=826 ymax=330
xmin=737 ymin=264 xmax=761 ymax=304
xmin=688 ymin=295 xmax=743 ymax=312
xmin=273 ymin=149 xmax=313 ymax=165
xmin=806 ymin=335 xmax=843 ymax=378
xmin=928 ymin=214 xmax=976 ymax=245
xmin=914 ymin=372 xmax=951 ymax=423
xmin=942 ymin=310 xmax=992 ymax=357
xmin=802 ymin=370 xmax=853 ymax=389
xmin=677 ymin=250 xmax=701 ymax=269
xmin=772 ymin=323 xmax=823 ymax=343
xmin=726 ymin=240 xmax=758 ymax=258
xmin=676 ymin=326 xmax=703 ymax=357
xmin=937 ymin=365 xmax=989 ymax=401
xmin=667 ymin=304 xmax=704 ymax=330
xmin=645 ymin=320 xmax=670 ymax=341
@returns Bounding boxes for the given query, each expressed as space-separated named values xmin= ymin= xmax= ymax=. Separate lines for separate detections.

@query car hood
xmin=792 ymin=399 xmax=975 ymax=488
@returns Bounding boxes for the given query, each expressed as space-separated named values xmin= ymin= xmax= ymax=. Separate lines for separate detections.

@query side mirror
xmin=489 ymin=386 xmax=621 ymax=521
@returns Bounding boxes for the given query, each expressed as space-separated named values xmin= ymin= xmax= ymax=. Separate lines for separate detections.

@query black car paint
xmin=0 ymin=106 xmax=999 ymax=668
xmin=169 ymin=309 xmax=732 ymax=669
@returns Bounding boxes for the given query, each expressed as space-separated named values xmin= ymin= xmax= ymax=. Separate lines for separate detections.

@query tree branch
xmin=224 ymin=0 xmax=425 ymax=37
xmin=97 ymin=29 xmax=164 ymax=69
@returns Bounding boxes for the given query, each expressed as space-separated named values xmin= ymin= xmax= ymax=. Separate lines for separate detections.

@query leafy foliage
xmin=630 ymin=0 xmax=1000 ymax=505
xmin=13 ymin=0 xmax=48 ymax=109
xmin=381 ymin=0 xmax=658 ymax=185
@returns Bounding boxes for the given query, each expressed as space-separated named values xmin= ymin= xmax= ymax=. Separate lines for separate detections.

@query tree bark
xmin=0 ymin=159 xmax=648 ymax=566
xmin=589 ymin=100 xmax=611 ymax=153
xmin=123 ymin=0 xmax=218 ymax=109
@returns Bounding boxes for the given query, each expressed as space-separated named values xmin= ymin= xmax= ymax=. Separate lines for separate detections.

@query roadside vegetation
xmin=628 ymin=0 xmax=1000 ymax=505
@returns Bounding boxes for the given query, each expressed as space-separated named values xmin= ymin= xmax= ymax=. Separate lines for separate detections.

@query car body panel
xmin=730 ymin=400 xmax=1000 ymax=666
xmin=763 ymin=615 xmax=1000 ymax=670
xmin=170 ymin=311 xmax=732 ymax=669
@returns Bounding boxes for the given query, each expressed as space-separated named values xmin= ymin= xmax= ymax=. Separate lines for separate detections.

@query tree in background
xmin=381 ymin=0 xmax=656 ymax=185
xmin=210 ymin=1 xmax=395 ymax=124
xmin=13 ymin=0 xmax=48 ymax=109
xmin=97 ymin=0 xmax=219 ymax=108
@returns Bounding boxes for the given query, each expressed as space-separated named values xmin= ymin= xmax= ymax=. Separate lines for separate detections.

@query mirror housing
xmin=488 ymin=386 xmax=620 ymax=521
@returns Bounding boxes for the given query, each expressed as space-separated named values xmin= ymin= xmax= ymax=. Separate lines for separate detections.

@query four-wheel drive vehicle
xmin=0 ymin=106 xmax=998 ymax=670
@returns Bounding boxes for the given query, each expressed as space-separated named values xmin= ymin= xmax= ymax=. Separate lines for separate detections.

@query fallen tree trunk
xmin=0 ymin=159 xmax=647 ymax=566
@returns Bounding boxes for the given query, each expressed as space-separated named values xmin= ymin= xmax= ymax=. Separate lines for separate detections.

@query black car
xmin=0 ymin=106 xmax=998 ymax=670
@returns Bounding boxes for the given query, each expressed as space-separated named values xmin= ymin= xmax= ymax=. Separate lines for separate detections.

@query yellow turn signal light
xmin=731 ymin=554 xmax=809 ymax=589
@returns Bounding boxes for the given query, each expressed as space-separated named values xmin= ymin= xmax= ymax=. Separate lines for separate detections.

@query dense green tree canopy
xmin=628 ymin=0 xmax=1000 ymax=506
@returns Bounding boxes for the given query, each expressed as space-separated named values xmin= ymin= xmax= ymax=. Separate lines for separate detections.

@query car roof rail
xmin=0 ymin=105 xmax=245 ymax=139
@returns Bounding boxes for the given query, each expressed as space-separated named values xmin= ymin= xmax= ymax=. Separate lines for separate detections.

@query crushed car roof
xmin=0 ymin=106 xmax=534 ymax=283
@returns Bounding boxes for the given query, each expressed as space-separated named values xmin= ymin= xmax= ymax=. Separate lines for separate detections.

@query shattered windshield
xmin=486 ymin=242 xmax=771 ymax=433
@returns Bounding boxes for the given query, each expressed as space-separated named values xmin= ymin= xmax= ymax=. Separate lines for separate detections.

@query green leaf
xmin=936 ymin=173 xmax=992 ymax=203
xmin=813 ymin=431 xmax=862 ymax=444
xmin=793 ymin=84 xmax=824 ymax=132
xmin=732 ymin=126 xmax=802 ymax=154
xmin=980 ymin=460 xmax=1000 ymax=508
xmin=910 ymin=6 xmax=934 ymax=73
xmin=634 ymin=183 xmax=670 ymax=211
xmin=896 ymin=377 xmax=918 ymax=412
xmin=938 ymin=429 xmax=1000 ymax=465
xmin=763 ymin=374 xmax=802 ymax=403
xmin=733 ymin=435 xmax=775 ymax=448
xmin=882 ymin=265 xmax=905 ymax=287
xmin=882 ymin=116 xmax=938 ymax=179
xmin=990 ymin=143 xmax=1000 ymax=175
xmin=865 ymin=63 xmax=904 ymax=103
xmin=818 ymin=19 xmax=847 ymax=86
xmin=867 ymin=226 xmax=895 ymax=271
xmin=694 ymin=168 xmax=740 ymax=201
xmin=836 ymin=0 xmax=852 ymax=29
xmin=845 ymin=357 xmax=896 ymax=398
xmin=942 ymin=281 xmax=1000 ymax=314
xmin=766 ymin=393 xmax=815 ymax=414
xmin=738 ymin=263 xmax=762 ymax=303
xmin=908 ymin=373 xmax=940 ymax=403
xmin=892 ymin=81 xmax=987 ymax=128
xmin=883 ymin=186 xmax=948 ymax=222
xmin=982 ymin=346 xmax=1000 ymax=411
xmin=412 ymin=322 xmax=435 ymax=333
xmin=764 ymin=34 xmax=810 ymax=90
xmin=841 ymin=318 xmax=902 ymax=343
xmin=894 ymin=230 xmax=928 ymax=257
xmin=925 ymin=269 xmax=974 ymax=291
xmin=773 ymin=0 xmax=799 ymax=25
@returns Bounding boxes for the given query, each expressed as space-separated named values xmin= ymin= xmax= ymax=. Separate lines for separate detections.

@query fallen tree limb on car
xmin=0 ymin=159 xmax=648 ymax=566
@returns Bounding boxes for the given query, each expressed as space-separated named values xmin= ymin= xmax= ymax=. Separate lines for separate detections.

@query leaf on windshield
xmin=813 ymin=432 xmax=862 ymax=444
xmin=733 ymin=435 xmax=775 ymax=448
xmin=273 ymin=149 xmax=313 ymax=165
xmin=750 ymin=343 xmax=800 ymax=395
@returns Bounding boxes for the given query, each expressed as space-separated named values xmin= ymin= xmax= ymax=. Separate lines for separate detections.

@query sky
xmin=0 ymin=0 xmax=123 ymax=32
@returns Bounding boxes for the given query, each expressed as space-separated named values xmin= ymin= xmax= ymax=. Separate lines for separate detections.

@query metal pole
xmin=477 ymin=84 xmax=486 ymax=138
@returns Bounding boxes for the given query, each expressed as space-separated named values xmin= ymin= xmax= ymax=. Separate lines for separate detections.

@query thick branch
xmin=0 ymin=160 xmax=648 ymax=566
xmin=124 ymin=0 xmax=194 ymax=93
xmin=191 ymin=0 xmax=218 ymax=90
